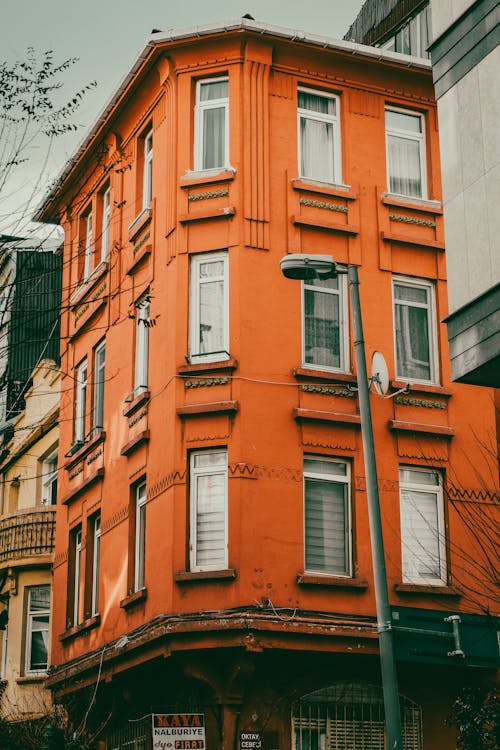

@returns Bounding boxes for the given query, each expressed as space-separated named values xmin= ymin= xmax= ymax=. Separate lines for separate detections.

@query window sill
xmin=294 ymin=407 xmax=361 ymax=427
xmin=297 ymin=573 xmax=368 ymax=589
xmin=180 ymin=168 xmax=236 ymax=188
xmin=59 ymin=614 xmax=100 ymax=642
xmin=391 ymin=380 xmax=453 ymax=399
xmin=64 ymin=430 xmax=106 ymax=470
xmin=121 ymin=430 xmax=150 ymax=457
xmin=178 ymin=358 xmax=238 ymax=376
xmin=128 ymin=207 xmax=152 ymax=242
xmin=388 ymin=419 xmax=454 ymax=438
xmin=177 ymin=401 xmax=238 ymax=418
xmin=120 ymin=587 xmax=147 ymax=609
xmin=17 ymin=673 xmax=47 ymax=684
xmin=395 ymin=583 xmax=462 ymax=597
xmin=291 ymin=178 xmax=356 ymax=200
xmin=293 ymin=367 xmax=357 ymax=385
xmin=123 ymin=389 xmax=150 ymax=417
xmin=70 ymin=261 xmax=109 ymax=306
xmin=381 ymin=193 xmax=442 ymax=214
xmin=175 ymin=569 xmax=236 ymax=583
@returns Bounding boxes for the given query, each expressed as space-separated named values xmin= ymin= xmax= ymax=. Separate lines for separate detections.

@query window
xmin=83 ymin=210 xmax=93 ymax=281
xmin=379 ymin=6 xmax=431 ymax=58
xmin=41 ymin=449 xmax=58 ymax=505
xmin=134 ymin=293 xmax=150 ymax=394
xmin=303 ymin=273 xmax=348 ymax=371
xmin=25 ymin=586 xmax=50 ymax=674
xmin=304 ymin=457 xmax=351 ymax=576
xmin=298 ymin=88 xmax=341 ymax=184
xmin=385 ymin=107 xmax=426 ymax=199
xmin=190 ymin=450 xmax=228 ymax=571
xmin=100 ymin=186 xmax=111 ymax=263
xmin=293 ymin=683 xmax=422 ymax=750
xmin=74 ymin=358 xmax=88 ymax=444
xmin=393 ymin=277 xmax=437 ymax=384
xmin=90 ymin=514 xmax=101 ymax=616
xmin=194 ymin=78 xmax=229 ymax=171
xmin=72 ymin=528 xmax=82 ymax=626
xmin=134 ymin=482 xmax=146 ymax=591
xmin=400 ymin=467 xmax=446 ymax=585
xmin=142 ymin=130 xmax=153 ymax=210
xmin=189 ymin=252 xmax=229 ymax=362
xmin=93 ymin=340 xmax=106 ymax=433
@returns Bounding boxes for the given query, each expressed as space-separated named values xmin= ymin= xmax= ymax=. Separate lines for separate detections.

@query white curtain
xmin=388 ymin=134 xmax=422 ymax=197
xmin=304 ymin=281 xmax=341 ymax=368
xmin=203 ymin=107 xmax=225 ymax=169
xmin=305 ymin=478 xmax=347 ymax=575
xmin=195 ymin=472 xmax=226 ymax=568
xmin=199 ymin=261 xmax=225 ymax=354
xmin=401 ymin=489 xmax=442 ymax=580
xmin=300 ymin=117 xmax=334 ymax=182
xmin=394 ymin=286 xmax=431 ymax=380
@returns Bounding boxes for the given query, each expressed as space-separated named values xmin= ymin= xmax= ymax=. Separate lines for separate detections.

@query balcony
xmin=0 ymin=507 xmax=55 ymax=564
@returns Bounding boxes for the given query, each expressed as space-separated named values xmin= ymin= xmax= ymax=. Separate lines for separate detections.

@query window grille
xmin=292 ymin=683 xmax=422 ymax=750
xmin=106 ymin=718 xmax=148 ymax=749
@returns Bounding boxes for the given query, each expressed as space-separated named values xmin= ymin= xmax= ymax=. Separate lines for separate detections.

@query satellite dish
xmin=371 ymin=351 xmax=389 ymax=396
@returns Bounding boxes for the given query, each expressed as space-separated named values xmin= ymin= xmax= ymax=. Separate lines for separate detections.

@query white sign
xmin=152 ymin=713 xmax=206 ymax=750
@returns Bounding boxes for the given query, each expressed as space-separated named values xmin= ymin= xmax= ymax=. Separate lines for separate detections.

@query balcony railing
xmin=0 ymin=507 xmax=55 ymax=563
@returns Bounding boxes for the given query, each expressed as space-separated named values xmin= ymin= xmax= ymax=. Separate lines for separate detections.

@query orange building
xmin=36 ymin=18 xmax=499 ymax=750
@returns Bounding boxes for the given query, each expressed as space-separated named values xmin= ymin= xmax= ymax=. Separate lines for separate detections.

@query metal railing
xmin=0 ymin=507 xmax=56 ymax=563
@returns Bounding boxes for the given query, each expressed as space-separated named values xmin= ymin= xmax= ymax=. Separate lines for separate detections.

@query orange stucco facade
xmin=38 ymin=19 xmax=498 ymax=750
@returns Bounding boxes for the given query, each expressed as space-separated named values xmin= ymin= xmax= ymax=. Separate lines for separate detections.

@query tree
xmin=447 ymin=684 xmax=499 ymax=750
xmin=0 ymin=47 xmax=96 ymax=237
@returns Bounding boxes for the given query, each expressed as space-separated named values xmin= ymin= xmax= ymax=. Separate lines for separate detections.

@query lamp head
xmin=280 ymin=254 xmax=337 ymax=280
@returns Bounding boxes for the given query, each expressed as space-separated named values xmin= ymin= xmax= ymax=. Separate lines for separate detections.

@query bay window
xmin=304 ymin=457 xmax=351 ymax=576
xmin=25 ymin=586 xmax=50 ymax=674
xmin=189 ymin=252 xmax=229 ymax=362
xmin=194 ymin=78 xmax=229 ymax=171
xmin=385 ymin=107 xmax=426 ymax=199
xmin=399 ymin=467 xmax=446 ymax=584
xmin=190 ymin=450 xmax=228 ymax=572
xmin=298 ymin=87 xmax=341 ymax=184
xmin=393 ymin=276 xmax=437 ymax=383
xmin=303 ymin=273 xmax=348 ymax=371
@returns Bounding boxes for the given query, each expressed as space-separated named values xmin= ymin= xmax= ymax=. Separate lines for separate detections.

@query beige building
xmin=0 ymin=359 xmax=59 ymax=720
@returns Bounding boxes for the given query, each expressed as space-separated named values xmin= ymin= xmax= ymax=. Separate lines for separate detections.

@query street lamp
xmin=280 ymin=254 xmax=404 ymax=750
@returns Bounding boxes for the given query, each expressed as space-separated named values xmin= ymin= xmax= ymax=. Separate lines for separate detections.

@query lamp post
xmin=280 ymin=254 xmax=403 ymax=750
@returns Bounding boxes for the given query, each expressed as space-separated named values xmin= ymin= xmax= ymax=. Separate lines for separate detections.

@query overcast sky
xmin=0 ymin=0 xmax=365 ymax=235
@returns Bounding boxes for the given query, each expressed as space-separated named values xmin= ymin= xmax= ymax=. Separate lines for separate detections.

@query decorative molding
xmin=301 ymin=384 xmax=355 ymax=398
xmin=184 ymin=377 xmax=229 ymax=388
xmin=394 ymin=395 xmax=446 ymax=409
xmin=69 ymin=465 xmax=84 ymax=480
xmin=299 ymin=197 xmax=348 ymax=214
xmin=101 ymin=507 xmax=129 ymax=535
xmin=133 ymin=229 xmax=151 ymax=254
xmin=128 ymin=407 xmax=148 ymax=429
xmin=188 ymin=188 xmax=229 ymax=202
xmin=147 ymin=470 xmax=187 ymax=503
xmin=389 ymin=212 xmax=436 ymax=228
xmin=54 ymin=550 xmax=68 ymax=569
xmin=186 ymin=432 xmax=230 ymax=442
xmin=86 ymin=447 xmax=103 ymax=465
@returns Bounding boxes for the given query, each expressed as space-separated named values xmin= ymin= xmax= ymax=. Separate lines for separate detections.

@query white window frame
xmin=73 ymin=528 xmax=82 ymax=626
xmin=74 ymin=359 xmax=88 ymax=443
xmin=101 ymin=186 xmax=111 ymax=263
xmin=302 ymin=273 xmax=349 ymax=372
xmin=190 ymin=449 xmax=228 ymax=572
xmin=303 ymin=457 xmax=352 ymax=577
xmin=392 ymin=276 xmax=438 ymax=385
xmin=134 ymin=293 xmax=150 ymax=395
xmin=83 ymin=211 xmax=93 ymax=281
xmin=194 ymin=77 xmax=229 ymax=172
xmin=0 ymin=620 xmax=7 ymax=679
xmin=142 ymin=130 xmax=153 ymax=210
xmin=25 ymin=586 xmax=50 ymax=675
xmin=134 ymin=482 xmax=147 ymax=592
xmin=91 ymin=514 xmax=101 ymax=616
xmin=93 ymin=340 xmax=106 ymax=433
xmin=189 ymin=251 xmax=229 ymax=363
xmin=297 ymin=87 xmax=342 ymax=185
xmin=41 ymin=449 xmax=58 ymax=506
xmin=385 ymin=106 xmax=427 ymax=199
xmin=399 ymin=467 xmax=446 ymax=585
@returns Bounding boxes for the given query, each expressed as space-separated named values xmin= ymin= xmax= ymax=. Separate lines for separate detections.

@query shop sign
xmin=152 ymin=713 xmax=205 ymax=749
xmin=239 ymin=731 xmax=279 ymax=750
